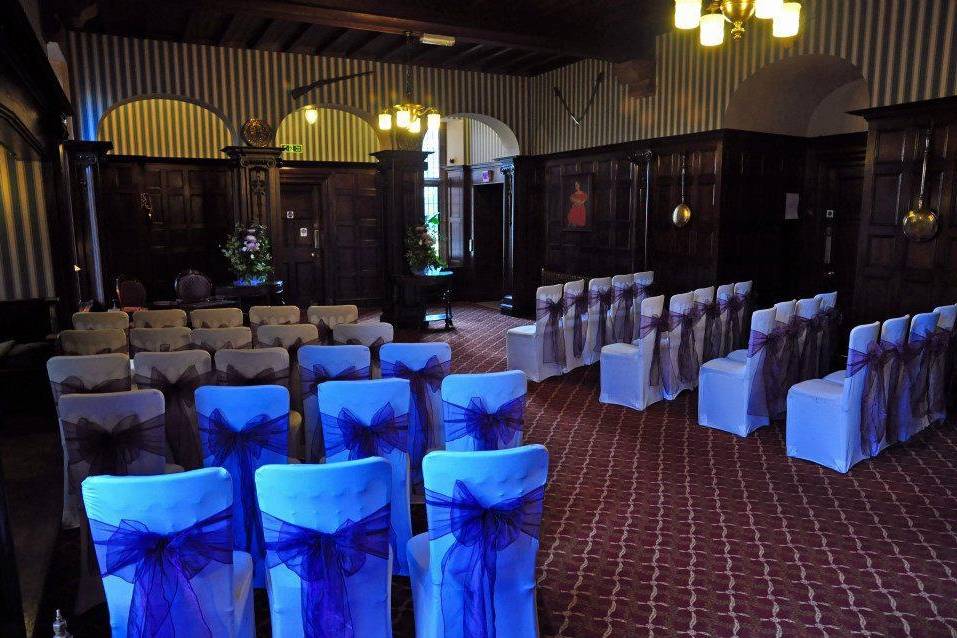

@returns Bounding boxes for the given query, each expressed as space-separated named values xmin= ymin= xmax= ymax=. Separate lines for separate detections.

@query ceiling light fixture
xmin=674 ymin=0 xmax=801 ymax=45
xmin=419 ymin=33 xmax=456 ymax=47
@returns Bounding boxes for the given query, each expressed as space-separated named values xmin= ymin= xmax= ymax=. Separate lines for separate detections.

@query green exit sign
xmin=282 ymin=143 xmax=303 ymax=154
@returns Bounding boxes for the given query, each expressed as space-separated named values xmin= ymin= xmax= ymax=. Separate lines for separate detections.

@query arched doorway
xmin=98 ymin=96 xmax=234 ymax=158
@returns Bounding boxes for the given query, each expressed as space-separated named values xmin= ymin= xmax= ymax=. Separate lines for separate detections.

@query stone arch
xmin=275 ymin=104 xmax=380 ymax=161
xmin=724 ymin=54 xmax=870 ymax=137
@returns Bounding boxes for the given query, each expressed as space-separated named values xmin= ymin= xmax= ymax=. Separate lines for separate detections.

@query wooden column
xmin=372 ymin=150 xmax=428 ymax=326
xmin=499 ymin=155 xmax=543 ymax=317
xmin=62 ymin=140 xmax=112 ymax=306
xmin=222 ymin=146 xmax=283 ymax=227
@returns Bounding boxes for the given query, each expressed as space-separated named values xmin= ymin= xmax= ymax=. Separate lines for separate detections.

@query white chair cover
xmin=786 ymin=321 xmax=882 ymax=473
xmin=407 ymin=445 xmax=548 ymax=638
xmin=380 ymin=342 xmax=452 ymax=492
xmin=929 ymin=304 xmax=957 ymax=424
xmin=255 ymin=459 xmax=393 ymax=638
xmin=698 ymin=308 xmax=776 ymax=437
xmin=442 ymin=370 xmax=527 ymax=451
xmin=59 ymin=389 xmax=172 ymax=611
xmin=129 ymin=327 xmax=191 ymax=356
xmin=906 ymin=311 xmax=943 ymax=436
xmin=190 ymin=307 xmax=244 ymax=329
xmin=333 ymin=322 xmax=394 ymax=377
xmin=47 ymin=353 xmax=131 ymax=403
xmin=81 ymin=468 xmax=255 ymax=637
xmin=715 ymin=283 xmax=734 ymax=357
xmin=317 ymin=378 xmax=413 ymax=576
xmin=59 ymin=329 xmax=128 ymax=356
xmin=583 ymin=277 xmax=614 ymax=365
xmin=72 ymin=311 xmax=129 ymax=331
xmin=191 ymin=327 xmax=253 ymax=355
xmin=256 ymin=324 xmax=320 ymax=425
xmin=561 ymin=279 xmax=588 ymax=373
xmin=506 ymin=284 xmax=564 ymax=383
xmin=298 ymin=344 xmax=371 ymax=462
xmin=599 ymin=295 xmax=666 ymax=411
xmin=131 ymin=309 xmax=187 ymax=329
xmin=133 ymin=350 xmax=214 ymax=470
xmin=195 ymin=385 xmax=292 ymax=587
xmin=661 ymin=292 xmax=697 ymax=399
xmin=306 ymin=304 xmax=359 ymax=343
xmin=691 ymin=286 xmax=717 ymax=365
xmin=249 ymin=305 xmax=301 ymax=342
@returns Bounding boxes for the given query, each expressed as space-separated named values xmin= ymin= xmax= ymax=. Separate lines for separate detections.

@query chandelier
xmin=377 ymin=34 xmax=441 ymax=146
xmin=675 ymin=0 xmax=801 ymax=47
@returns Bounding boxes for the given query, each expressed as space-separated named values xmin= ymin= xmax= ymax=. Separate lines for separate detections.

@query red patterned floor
xmin=38 ymin=303 xmax=957 ymax=637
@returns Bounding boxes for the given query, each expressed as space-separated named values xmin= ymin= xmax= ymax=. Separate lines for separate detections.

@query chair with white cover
xmin=72 ymin=311 xmax=129 ymax=332
xmin=133 ymin=350 xmax=215 ymax=470
xmin=786 ymin=321 xmax=882 ymax=473
xmin=196 ymin=384 xmax=293 ymax=587
xmin=59 ymin=329 xmax=128 ymax=356
xmin=298 ymin=344 xmax=371 ymax=462
xmin=317 ymin=378 xmax=413 ymax=576
xmin=59 ymin=389 xmax=178 ymax=611
xmin=442 ymin=370 xmax=527 ymax=451
xmin=255 ymin=459 xmax=393 ymax=638
xmin=812 ymin=291 xmax=839 ymax=375
xmin=47 ymin=353 xmax=131 ymax=403
xmin=792 ymin=297 xmax=822 ymax=384
xmin=190 ymin=307 xmax=244 ymax=329
xmin=632 ymin=271 xmax=654 ymax=310
xmin=407 ymin=445 xmax=548 ymax=638
xmin=249 ymin=305 xmax=301 ymax=342
xmin=380 ymin=342 xmax=452 ymax=491
xmin=698 ymin=308 xmax=776 ymax=437
xmin=561 ymin=280 xmax=588 ymax=373
xmin=875 ymin=315 xmax=911 ymax=445
xmin=506 ymin=284 xmax=564 ymax=383
xmin=256 ymin=324 xmax=320 ymax=432
xmin=599 ymin=295 xmax=666 ymax=411
xmin=583 ymin=277 xmax=614 ymax=365
xmin=333 ymin=322 xmax=394 ymax=376
xmin=905 ymin=310 xmax=944 ymax=436
xmin=721 ymin=281 xmax=752 ymax=354
xmin=661 ymin=291 xmax=698 ymax=399
xmin=191 ymin=327 xmax=253 ymax=355
xmin=306 ymin=304 xmax=359 ymax=344
xmin=928 ymin=304 xmax=957 ymax=425
xmin=611 ymin=274 xmax=639 ymax=344
xmin=692 ymin=286 xmax=718 ymax=365
xmin=715 ymin=283 xmax=734 ymax=357
xmin=131 ymin=308 xmax=187 ymax=329
xmin=82 ymin=468 xmax=255 ymax=637
xmin=129 ymin=326 xmax=191 ymax=356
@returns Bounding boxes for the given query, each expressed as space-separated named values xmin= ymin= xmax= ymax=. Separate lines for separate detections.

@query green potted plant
xmin=404 ymin=223 xmax=444 ymax=275
xmin=222 ymin=222 xmax=273 ymax=286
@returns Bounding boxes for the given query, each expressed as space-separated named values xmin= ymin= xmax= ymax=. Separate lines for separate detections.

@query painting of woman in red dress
xmin=563 ymin=174 xmax=592 ymax=229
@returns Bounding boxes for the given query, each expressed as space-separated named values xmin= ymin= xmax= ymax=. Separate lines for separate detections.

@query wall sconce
xmin=902 ymin=129 xmax=939 ymax=242
xmin=673 ymin=153 xmax=692 ymax=227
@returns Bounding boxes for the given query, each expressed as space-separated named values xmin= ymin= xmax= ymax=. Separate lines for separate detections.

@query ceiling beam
xmin=313 ymin=27 xmax=349 ymax=55
xmin=344 ymin=30 xmax=382 ymax=57
xmin=494 ymin=49 xmax=541 ymax=75
xmin=245 ymin=17 xmax=274 ymax=49
xmin=280 ymin=22 xmax=313 ymax=52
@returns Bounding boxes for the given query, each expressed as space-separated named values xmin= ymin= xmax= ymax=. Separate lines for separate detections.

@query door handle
xmin=313 ymin=229 xmax=320 ymax=251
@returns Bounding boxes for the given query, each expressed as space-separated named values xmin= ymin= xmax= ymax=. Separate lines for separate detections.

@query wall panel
xmin=0 ymin=147 xmax=55 ymax=300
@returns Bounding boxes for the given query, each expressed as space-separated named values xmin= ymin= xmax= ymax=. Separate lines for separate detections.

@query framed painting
xmin=562 ymin=173 xmax=593 ymax=230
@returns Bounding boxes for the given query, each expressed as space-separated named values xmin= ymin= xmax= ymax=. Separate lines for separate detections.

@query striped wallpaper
xmin=530 ymin=0 xmax=957 ymax=154
xmin=463 ymin=118 xmax=508 ymax=164
xmin=276 ymin=107 xmax=378 ymax=162
xmin=99 ymin=97 xmax=232 ymax=158
xmin=0 ymin=145 xmax=55 ymax=301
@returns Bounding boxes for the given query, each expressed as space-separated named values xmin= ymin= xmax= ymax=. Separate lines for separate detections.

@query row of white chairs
xmin=72 ymin=304 xmax=358 ymax=332
xmin=597 ymin=281 xmax=753 ymax=411
xmin=786 ymin=303 xmax=955 ymax=473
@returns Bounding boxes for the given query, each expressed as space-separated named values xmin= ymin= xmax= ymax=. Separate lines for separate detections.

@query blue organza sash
xmin=847 ymin=340 xmax=892 ymax=457
xmin=589 ymin=287 xmax=615 ymax=356
xmin=563 ymin=289 xmax=589 ymax=359
xmin=426 ymin=481 xmax=545 ymax=638
xmin=381 ymin=355 xmax=450 ymax=486
xmin=89 ymin=507 xmax=232 ymax=638
xmin=135 ymin=365 xmax=214 ymax=471
xmin=611 ymin=282 xmax=637 ymax=344
xmin=536 ymin=298 xmax=566 ymax=367
xmin=319 ymin=404 xmax=409 ymax=461
xmin=444 ymin=395 xmax=525 ymax=450
xmin=300 ymin=363 xmax=371 ymax=399
xmin=198 ymin=409 xmax=288 ymax=562
xmin=262 ymin=505 xmax=391 ymax=638
xmin=63 ymin=414 xmax=166 ymax=494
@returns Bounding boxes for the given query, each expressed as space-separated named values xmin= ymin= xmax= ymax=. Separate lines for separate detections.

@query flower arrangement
xmin=222 ymin=223 xmax=273 ymax=286
xmin=404 ymin=224 xmax=444 ymax=274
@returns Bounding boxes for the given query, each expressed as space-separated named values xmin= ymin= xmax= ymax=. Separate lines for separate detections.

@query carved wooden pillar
xmin=499 ymin=156 xmax=543 ymax=317
xmin=372 ymin=150 xmax=428 ymax=326
xmin=62 ymin=140 xmax=112 ymax=306
xmin=223 ymin=146 xmax=283 ymax=227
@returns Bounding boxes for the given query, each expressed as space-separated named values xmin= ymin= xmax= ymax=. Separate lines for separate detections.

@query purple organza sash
xmin=719 ymin=294 xmax=746 ymax=355
xmin=639 ymin=312 xmax=671 ymax=390
xmin=746 ymin=326 xmax=790 ymax=419
xmin=61 ymin=343 xmax=130 ymax=356
xmin=217 ymin=364 xmax=290 ymax=387
xmin=381 ymin=356 xmax=450 ymax=487
xmin=337 ymin=337 xmax=387 ymax=364
xmin=818 ymin=307 xmax=837 ymax=374
xmin=426 ymin=481 xmax=545 ymax=638
xmin=63 ymin=414 xmax=166 ymax=494
xmin=611 ymin=282 xmax=637 ymax=344
xmin=906 ymin=328 xmax=933 ymax=420
xmin=199 ymin=320 xmax=235 ymax=329
xmin=194 ymin=339 xmax=252 ymax=355
xmin=50 ymin=375 xmax=131 ymax=402
xmin=847 ymin=341 xmax=894 ymax=457
xmin=589 ymin=287 xmax=615 ymax=356
xmin=198 ymin=409 xmax=288 ymax=563
xmin=926 ymin=327 xmax=950 ymax=417
xmin=444 ymin=395 xmax=525 ymax=451
xmin=262 ymin=504 xmax=391 ymax=638
xmin=778 ymin=317 xmax=804 ymax=390
xmin=314 ymin=318 xmax=333 ymax=345
xmin=319 ymin=404 xmax=409 ymax=462
xmin=134 ymin=365 xmax=215 ymax=470
xmin=880 ymin=338 xmax=911 ymax=443
xmin=563 ymin=289 xmax=589 ymax=359
xmin=536 ymin=297 xmax=566 ymax=367
xmin=129 ymin=341 xmax=189 ymax=357
xmin=89 ymin=507 xmax=232 ymax=638
xmin=693 ymin=300 xmax=722 ymax=363
xmin=666 ymin=309 xmax=699 ymax=387
xmin=260 ymin=336 xmax=320 ymax=358
xmin=799 ymin=311 xmax=827 ymax=381
xmin=300 ymin=363 xmax=371 ymax=399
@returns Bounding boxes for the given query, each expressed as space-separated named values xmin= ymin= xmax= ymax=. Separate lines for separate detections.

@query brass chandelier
xmin=674 ymin=0 xmax=801 ymax=47
xmin=376 ymin=33 xmax=440 ymax=148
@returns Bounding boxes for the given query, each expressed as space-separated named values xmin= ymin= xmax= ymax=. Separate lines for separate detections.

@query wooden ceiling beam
xmin=495 ymin=49 xmax=541 ymax=75
xmin=245 ymin=17 xmax=274 ymax=49
xmin=313 ymin=27 xmax=349 ymax=56
xmin=280 ymin=22 xmax=313 ymax=52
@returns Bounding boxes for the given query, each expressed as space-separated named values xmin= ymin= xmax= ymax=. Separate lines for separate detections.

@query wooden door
xmin=276 ymin=181 xmax=326 ymax=307
xmin=471 ymin=183 xmax=504 ymax=300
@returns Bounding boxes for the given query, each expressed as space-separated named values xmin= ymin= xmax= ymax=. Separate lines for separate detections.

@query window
xmin=422 ymin=126 xmax=441 ymax=247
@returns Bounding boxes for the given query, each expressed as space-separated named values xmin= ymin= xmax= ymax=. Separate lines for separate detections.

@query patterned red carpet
xmin=38 ymin=303 xmax=957 ymax=637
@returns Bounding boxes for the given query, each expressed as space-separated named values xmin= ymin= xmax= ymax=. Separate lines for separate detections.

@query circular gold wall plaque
xmin=672 ymin=203 xmax=692 ymax=228
xmin=240 ymin=119 xmax=275 ymax=147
